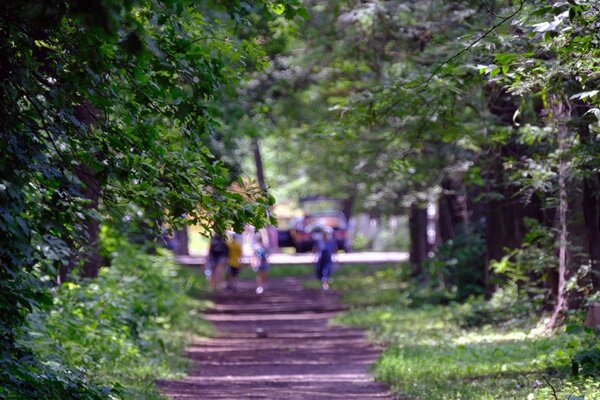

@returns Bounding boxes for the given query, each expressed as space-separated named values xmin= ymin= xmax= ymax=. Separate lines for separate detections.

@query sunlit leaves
xmin=570 ymin=91 xmax=600 ymax=101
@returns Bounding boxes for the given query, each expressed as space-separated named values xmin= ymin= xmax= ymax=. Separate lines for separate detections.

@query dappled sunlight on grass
xmin=330 ymin=264 xmax=600 ymax=400
xmin=451 ymin=327 xmax=540 ymax=346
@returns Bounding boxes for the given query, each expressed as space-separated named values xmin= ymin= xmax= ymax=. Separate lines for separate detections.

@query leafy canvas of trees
xmin=1 ymin=0 xmax=600 ymax=398
xmin=247 ymin=0 xmax=600 ymax=325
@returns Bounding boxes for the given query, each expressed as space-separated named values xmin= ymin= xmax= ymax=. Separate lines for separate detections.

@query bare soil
xmin=157 ymin=277 xmax=393 ymax=399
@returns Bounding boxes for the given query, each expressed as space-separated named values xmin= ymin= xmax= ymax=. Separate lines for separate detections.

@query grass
xmin=325 ymin=263 xmax=600 ymax=400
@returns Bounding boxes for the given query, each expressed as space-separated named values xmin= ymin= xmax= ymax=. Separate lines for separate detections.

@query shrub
xmin=9 ymin=243 xmax=208 ymax=399
xmin=0 ymin=356 xmax=108 ymax=400
xmin=452 ymin=283 xmax=537 ymax=328
xmin=351 ymin=233 xmax=371 ymax=252
xmin=425 ymin=226 xmax=486 ymax=302
xmin=563 ymin=324 xmax=600 ymax=377
xmin=490 ymin=218 xmax=555 ymax=303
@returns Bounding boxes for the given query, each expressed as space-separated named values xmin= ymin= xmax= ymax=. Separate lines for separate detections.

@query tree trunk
xmin=341 ymin=190 xmax=356 ymax=221
xmin=409 ymin=203 xmax=429 ymax=279
xmin=574 ymin=103 xmax=600 ymax=292
xmin=437 ymin=177 xmax=470 ymax=244
xmin=251 ymin=137 xmax=267 ymax=191
xmin=251 ymin=137 xmax=276 ymax=249
xmin=567 ymin=190 xmax=588 ymax=310
xmin=583 ymin=175 xmax=600 ymax=291
xmin=437 ymin=192 xmax=454 ymax=244
xmin=482 ymin=82 xmax=522 ymax=296
xmin=547 ymin=96 xmax=571 ymax=330
xmin=75 ymin=104 xmax=102 ymax=279
xmin=482 ymin=148 xmax=536 ymax=296
xmin=76 ymin=163 xmax=101 ymax=279
xmin=485 ymin=198 xmax=505 ymax=263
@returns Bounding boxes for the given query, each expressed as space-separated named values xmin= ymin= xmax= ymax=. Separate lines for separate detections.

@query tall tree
xmin=0 ymin=0 xmax=301 ymax=385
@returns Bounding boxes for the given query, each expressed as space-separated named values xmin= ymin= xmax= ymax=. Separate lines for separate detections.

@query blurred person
xmin=313 ymin=227 xmax=338 ymax=290
xmin=253 ymin=236 xmax=269 ymax=294
xmin=206 ymin=233 xmax=228 ymax=291
xmin=226 ymin=233 xmax=243 ymax=291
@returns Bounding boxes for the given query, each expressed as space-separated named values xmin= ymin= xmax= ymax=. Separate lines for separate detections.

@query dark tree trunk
xmin=482 ymin=82 xmax=547 ymax=254
xmin=574 ymin=103 xmax=600 ymax=292
xmin=409 ymin=203 xmax=429 ymax=279
xmin=437 ymin=177 xmax=470 ymax=244
xmin=74 ymin=104 xmax=103 ymax=279
xmin=251 ymin=137 xmax=267 ymax=191
xmin=76 ymin=163 xmax=101 ymax=279
xmin=482 ymin=82 xmax=521 ymax=295
xmin=341 ymin=190 xmax=356 ymax=222
xmin=251 ymin=137 xmax=276 ymax=249
xmin=485 ymin=198 xmax=505 ymax=264
xmin=484 ymin=178 xmax=548 ymax=295
xmin=483 ymin=197 xmax=504 ymax=297
xmin=437 ymin=193 xmax=454 ymax=244
xmin=567 ymin=191 xmax=588 ymax=310
xmin=583 ymin=175 xmax=600 ymax=291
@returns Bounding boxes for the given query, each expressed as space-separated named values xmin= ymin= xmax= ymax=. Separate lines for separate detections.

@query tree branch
xmin=542 ymin=376 xmax=559 ymax=400
xmin=414 ymin=0 xmax=527 ymax=89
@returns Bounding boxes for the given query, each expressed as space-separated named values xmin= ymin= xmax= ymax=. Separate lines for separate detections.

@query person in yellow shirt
xmin=226 ymin=233 xmax=243 ymax=291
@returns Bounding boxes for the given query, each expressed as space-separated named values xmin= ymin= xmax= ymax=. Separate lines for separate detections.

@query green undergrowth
xmin=11 ymin=244 xmax=212 ymax=400
xmin=302 ymin=263 xmax=406 ymax=294
xmin=330 ymin=264 xmax=600 ymax=400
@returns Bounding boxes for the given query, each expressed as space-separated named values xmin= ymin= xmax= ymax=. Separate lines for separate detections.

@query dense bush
xmin=351 ymin=233 xmax=371 ymax=252
xmin=0 ymin=357 xmax=107 ymax=400
xmin=2 ymin=243 xmax=208 ymax=400
xmin=424 ymin=226 xmax=487 ymax=302
xmin=443 ymin=219 xmax=560 ymax=330
xmin=565 ymin=324 xmax=600 ymax=378
xmin=452 ymin=283 xmax=537 ymax=328
xmin=490 ymin=218 xmax=556 ymax=300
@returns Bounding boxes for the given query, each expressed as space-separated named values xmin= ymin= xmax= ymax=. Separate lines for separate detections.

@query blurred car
xmin=292 ymin=211 xmax=350 ymax=253
xmin=278 ymin=196 xmax=350 ymax=253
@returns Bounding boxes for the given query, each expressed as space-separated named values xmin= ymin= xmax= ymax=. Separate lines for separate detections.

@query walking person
xmin=206 ymin=233 xmax=228 ymax=291
xmin=226 ymin=233 xmax=243 ymax=291
xmin=313 ymin=227 xmax=338 ymax=290
xmin=253 ymin=236 xmax=269 ymax=294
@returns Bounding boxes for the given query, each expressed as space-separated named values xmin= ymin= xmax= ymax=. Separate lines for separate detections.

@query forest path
xmin=157 ymin=277 xmax=393 ymax=399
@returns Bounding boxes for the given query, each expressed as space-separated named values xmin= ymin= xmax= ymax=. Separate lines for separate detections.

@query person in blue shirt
xmin=313 ymin=227 xmax=338 ymax=290
xmin=253 ymin=236 xmax=270 ymax=294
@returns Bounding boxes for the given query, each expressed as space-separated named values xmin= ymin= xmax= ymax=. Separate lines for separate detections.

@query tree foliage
xmin=1 ymin=0 xmax=301 ymax=396
xmin=249 ymin=0 xmax=600 ymax=320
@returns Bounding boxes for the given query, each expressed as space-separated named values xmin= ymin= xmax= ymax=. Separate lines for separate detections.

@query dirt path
xmin=157 ymin=277 xmax=393 ymax=399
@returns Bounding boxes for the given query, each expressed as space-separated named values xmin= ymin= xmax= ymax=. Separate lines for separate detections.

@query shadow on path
xmin=157 ymin=277 xmax=392 ymax=399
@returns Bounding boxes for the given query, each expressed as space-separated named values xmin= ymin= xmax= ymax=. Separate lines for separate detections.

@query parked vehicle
xmin=277 ymin=197 xmax=350 ymax=253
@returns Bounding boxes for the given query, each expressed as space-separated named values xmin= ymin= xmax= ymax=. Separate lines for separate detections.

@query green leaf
xmin=570 ymin=90 xmax=599 ymax=101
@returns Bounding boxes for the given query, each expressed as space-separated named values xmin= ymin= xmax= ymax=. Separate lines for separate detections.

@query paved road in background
xmin=176 ymin=251 xmax=409 ymax=266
